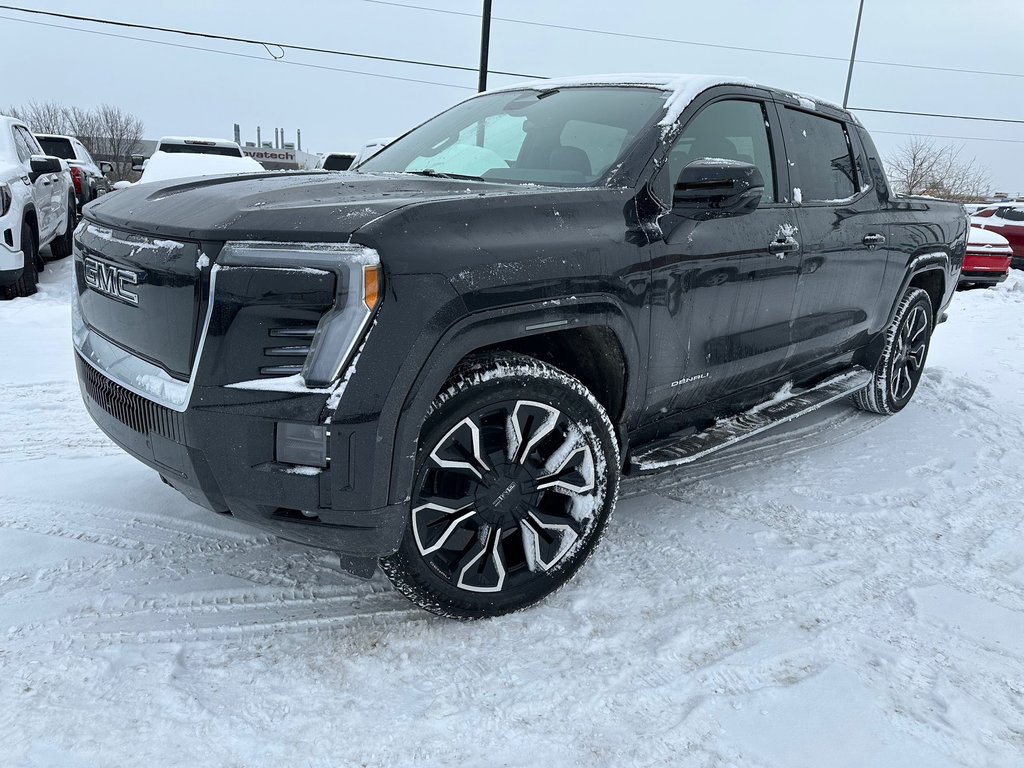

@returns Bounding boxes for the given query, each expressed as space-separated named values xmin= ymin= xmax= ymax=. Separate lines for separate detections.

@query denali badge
xmin=84 ymin=256 xmax=139 ymax=306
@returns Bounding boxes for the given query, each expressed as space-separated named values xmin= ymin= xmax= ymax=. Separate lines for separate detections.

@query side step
xmin=630 ymin=368 xmax=872 ymax=473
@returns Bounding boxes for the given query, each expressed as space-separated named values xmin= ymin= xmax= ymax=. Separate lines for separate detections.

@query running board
xmin=630 ymin=368 xmax=872 ymax=473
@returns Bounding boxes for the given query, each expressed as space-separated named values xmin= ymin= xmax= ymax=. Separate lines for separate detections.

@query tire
xmin=381 ymin=352 xmax=621 ymax=619
xmin=48 ymin=199 xmax=76 ymax=260
xmin=853 ymin=287 xmax=933 ymax=415
xmin=2 ymin=223 xmax=39 ymax=299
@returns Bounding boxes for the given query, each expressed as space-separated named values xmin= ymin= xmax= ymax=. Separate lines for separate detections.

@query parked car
xmin=971 ymin=203 xmax=1024 ymax=270
xmin=959 ymin=226 xmax=1013 ymax=288
xmin=34 ymin=133 xmax=113 ymax=214
xmin=0 ymin=115 xmax=76 ymax=298
xmin=137 ymin=150 xmax=263 ymax=185
xmin=318 ymin=152 xmax=356 ymax=171
xmin=130 ymin=137 xmax=250 ymax=175
xmin=73 ymin=75 xmax=966 ymax=617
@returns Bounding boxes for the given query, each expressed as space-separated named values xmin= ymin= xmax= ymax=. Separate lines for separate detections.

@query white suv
xmin=1 ymin=115 xmax=76 ymax=298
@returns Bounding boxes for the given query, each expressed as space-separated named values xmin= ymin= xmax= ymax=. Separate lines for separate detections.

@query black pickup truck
xmin=73 ymin=75 xmax=966 ymax=618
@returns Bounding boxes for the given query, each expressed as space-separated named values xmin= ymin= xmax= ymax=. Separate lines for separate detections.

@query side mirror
xmin=673 ymin=160 xmax=764 ymax=219
xmin=99 ymin=161 xmax=114 ymax=175
xmin=131 ymin=154 xmax=146 ymax=173
xmin=28 ymin=154 xmax=62 ymax=181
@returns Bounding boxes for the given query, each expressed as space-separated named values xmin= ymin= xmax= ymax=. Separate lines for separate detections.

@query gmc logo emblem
xmin=83 ymin=256 xmax=139 ymax=306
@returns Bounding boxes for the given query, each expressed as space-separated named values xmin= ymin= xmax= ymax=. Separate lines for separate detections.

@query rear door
xmin=644 ymin=94 xmax=800 ymax=417
xmin=779 ymin=106 xmax=889 ymax=371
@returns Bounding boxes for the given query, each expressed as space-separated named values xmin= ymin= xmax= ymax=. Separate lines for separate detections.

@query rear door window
xmin=782 ymin=109 xmax=858 ymax=202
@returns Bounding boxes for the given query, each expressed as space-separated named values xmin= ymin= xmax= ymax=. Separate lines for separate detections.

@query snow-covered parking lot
xmin=2 ymin=257 xmax=1023 ymax=767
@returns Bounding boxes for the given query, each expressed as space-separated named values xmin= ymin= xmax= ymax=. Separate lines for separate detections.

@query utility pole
xmin=843 ymin=0 xmax=865 ymax=109
xmin=477 ymin=0 xmax=492 ymax=92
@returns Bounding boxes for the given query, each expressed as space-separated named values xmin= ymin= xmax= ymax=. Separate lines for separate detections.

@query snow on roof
xmin=486 ymin=73 xmax=848 ymax=130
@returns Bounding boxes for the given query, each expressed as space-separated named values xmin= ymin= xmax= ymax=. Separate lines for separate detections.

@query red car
xmin=959 ymin=225 xmax=1013 ymax=288
xmin=972 ymin=203 xmax=1024 ymax=271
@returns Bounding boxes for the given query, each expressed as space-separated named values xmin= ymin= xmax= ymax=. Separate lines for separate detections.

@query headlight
xmin=219 ymin=241 xmax=382 ymax=388
xmin=0 ymin=183 xmax=11 ymax=217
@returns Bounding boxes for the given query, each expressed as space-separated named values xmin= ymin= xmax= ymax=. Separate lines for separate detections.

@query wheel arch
xmin=386 ymin=297 xmax=643 ymax=507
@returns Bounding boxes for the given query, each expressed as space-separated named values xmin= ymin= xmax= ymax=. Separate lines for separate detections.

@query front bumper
xmin=75 ymin=352 xmax=406 ymax=560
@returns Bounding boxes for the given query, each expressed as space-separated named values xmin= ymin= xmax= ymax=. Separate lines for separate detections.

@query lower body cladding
xmin=75 ymin=353 xmax=405 ymax=576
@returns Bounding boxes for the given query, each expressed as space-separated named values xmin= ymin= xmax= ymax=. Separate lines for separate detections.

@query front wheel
xmin=381 ymin=353 xmax=620 ymax=619
xmin=853 ymin=287 xmax=934 ymax=414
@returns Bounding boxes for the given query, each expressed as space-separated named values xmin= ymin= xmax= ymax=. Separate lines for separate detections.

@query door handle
xmin=42 ymin=179 xmax=51 ymax=186
xmin=768 ymin=238 xmax=800 ymax=256
xmin=863 ymin=233 xmax=886 ymax=247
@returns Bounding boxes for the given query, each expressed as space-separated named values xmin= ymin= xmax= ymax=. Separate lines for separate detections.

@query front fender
xmin=386 ymin=296 xmax=643 ymax=506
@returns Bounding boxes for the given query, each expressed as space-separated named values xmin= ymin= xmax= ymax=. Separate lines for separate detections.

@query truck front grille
xmin=77 ymin=354 xmax=186 ymax=442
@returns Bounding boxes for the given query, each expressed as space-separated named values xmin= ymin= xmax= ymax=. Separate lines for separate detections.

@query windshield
xmin=358 ymin=87 xmax=667 ymax=185
xmin=37 ymin=137 xmax=75 ymax=159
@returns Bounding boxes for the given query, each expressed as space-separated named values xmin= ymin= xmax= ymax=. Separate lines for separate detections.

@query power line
xmin=361 ymin=0 xmax=1024 ymax=82
xmin=850 ymin=107 xmax=1024 ymax=125
xmin=871 ymin=130 xmax=1024 ymax=145
xmin=0 ymin=15 xmax=475 ymax=91
xmin=362 ymin=0 xmax=851 ymax=65
xmin=0 ymin=4 xmax=543 ymax=79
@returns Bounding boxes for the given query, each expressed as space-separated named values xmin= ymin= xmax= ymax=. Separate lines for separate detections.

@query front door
xmin=644 ymin=97 xmax=800 ymax=420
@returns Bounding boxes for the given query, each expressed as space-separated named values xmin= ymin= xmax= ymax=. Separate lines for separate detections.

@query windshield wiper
xmin=405 ymin=169 xmax=486 ymax=182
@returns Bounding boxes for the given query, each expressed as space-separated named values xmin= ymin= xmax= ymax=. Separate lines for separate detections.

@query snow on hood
xmin=139 ymin=151 xmax=264 ymax=184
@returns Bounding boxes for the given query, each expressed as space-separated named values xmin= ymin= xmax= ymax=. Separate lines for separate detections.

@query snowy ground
xmin=2 ymin=256 xmax=1023 ymax=767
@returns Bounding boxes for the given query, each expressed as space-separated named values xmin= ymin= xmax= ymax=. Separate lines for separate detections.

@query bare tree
xmin=886 ymin=136 xmax=991 ymax=202
xmin=4 ymin=100 xmax=71 ymax=134
xmin=4 ymin=101 xmax=144 ymax=181
xmin=91 ymin=104 xmax=145 ymax=180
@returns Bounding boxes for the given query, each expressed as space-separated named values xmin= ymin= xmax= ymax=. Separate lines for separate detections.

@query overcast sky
xmin=2 ymin=0 xmax=1022 ymax=193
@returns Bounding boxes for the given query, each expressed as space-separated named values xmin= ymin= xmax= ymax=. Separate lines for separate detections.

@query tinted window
xmin=666 ymin=99 xmax=776 ymax=203
xmin=996 ymin=206 xmax=1024 ymax=222
xmin=158 ymin=143 xmax=244 ymax=157
xmin=359 ymin=87 xmax=667 ymax=185
xmin=783 ymin=109 xmax=857 ymax=202
xmin=323 ymin=154 xmax=354 ymax=171
xmin=37 ymin=137 xmax=76 ymax=159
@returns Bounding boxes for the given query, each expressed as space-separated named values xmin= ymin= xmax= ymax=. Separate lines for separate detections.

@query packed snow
xmin=2 ymin=256 xmax=1024 ymax=767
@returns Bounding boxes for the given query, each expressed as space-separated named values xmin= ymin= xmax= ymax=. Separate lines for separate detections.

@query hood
xmin=84 ymin=170 xmax=544 ymax=242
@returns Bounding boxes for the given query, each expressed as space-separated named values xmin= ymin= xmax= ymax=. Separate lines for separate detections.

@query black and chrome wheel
xmin=854 ymin=287 xmax=933 ymax=415
xmin=381 ymin=353 xmax=620 ymax=619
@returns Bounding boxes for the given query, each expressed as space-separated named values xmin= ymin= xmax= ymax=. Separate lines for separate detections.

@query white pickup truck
xmin=1 ymin=115 xmax=76 ymax=298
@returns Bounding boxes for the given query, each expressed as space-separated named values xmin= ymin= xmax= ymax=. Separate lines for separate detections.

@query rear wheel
xmin=48 ymin=199 xmax=76 ymax=260
xmin=381 ymin=353 xmax=620 ymax=619
xmin=2 ymin=223 xmax=38 ymax=299
xmin=854 ymin=287 xmax=933 ymax=414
